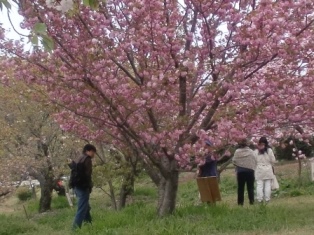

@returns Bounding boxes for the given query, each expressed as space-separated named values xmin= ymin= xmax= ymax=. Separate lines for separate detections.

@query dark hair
xmin=258 ymin=137 xmax=269 ymax=154
xmin=238 ymin=138 xmax=249 ymax=148
xmin=83 ymin=144 xmax=96 ymax=153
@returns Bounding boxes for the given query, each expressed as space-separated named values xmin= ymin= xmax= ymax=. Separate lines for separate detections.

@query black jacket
xmin=69 ymin=154 xmax=93 ymax=190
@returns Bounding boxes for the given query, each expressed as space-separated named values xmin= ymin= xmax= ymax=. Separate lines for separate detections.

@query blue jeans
xmin=73 ymin=187 xmax=92 ymax=229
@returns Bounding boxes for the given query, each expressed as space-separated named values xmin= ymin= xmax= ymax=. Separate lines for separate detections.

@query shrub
xmin=272 ymin=172 xmax=314 ymax=198
xmin=290 ymin=190 xmax=303 ymax=197
xmin=16 ymin=187 xmax=32 ymax=201
xmin=275 ymin=137 xmax=314 ymax=161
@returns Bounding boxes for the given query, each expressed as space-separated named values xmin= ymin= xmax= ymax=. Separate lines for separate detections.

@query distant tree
xmin=93 ymin=144 xmax=143 ymax=210
xmin=276 ymin=137 xmax=313 ymax=161
xmin=0 ymin=81 xmax=81 ymax=212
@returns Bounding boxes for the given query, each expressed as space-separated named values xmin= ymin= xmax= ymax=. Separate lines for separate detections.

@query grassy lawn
xmin=1 ymin=162 xmax=314 ymax=235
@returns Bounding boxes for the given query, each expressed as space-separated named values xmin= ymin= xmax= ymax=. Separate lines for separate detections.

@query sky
xmin=0 ymin=1 xmax=30 ymax=47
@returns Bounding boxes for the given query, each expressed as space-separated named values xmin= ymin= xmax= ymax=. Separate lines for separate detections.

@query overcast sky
xmin=0 ymin=2 xmax=30 ymax=46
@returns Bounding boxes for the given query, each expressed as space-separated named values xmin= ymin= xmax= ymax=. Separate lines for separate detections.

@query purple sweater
xmin=199 ymin=155 xmax=218 ymax=177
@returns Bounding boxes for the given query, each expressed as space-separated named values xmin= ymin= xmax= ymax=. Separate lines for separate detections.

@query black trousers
xmin=237 ymin=171 xmax=255 ymax=205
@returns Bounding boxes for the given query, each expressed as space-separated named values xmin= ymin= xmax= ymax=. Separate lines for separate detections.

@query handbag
xmin=271 ymin=175 xmax=279 ymax=190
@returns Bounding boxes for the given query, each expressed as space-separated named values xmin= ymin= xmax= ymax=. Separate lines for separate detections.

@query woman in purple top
xmin=196 ymin=140 xmax=222 ymax=204
xmin=198 ymin=140 xmax=218 ymax=177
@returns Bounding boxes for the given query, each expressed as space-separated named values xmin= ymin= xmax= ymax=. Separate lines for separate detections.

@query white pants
xmin=256 ymin=179 xmax=272 ymax=202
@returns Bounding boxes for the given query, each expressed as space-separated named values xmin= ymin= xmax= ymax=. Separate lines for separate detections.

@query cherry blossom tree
xmin=1 ymin=0 xmax=314 ymax=216
xmin=0 ymin=80 xmax=81 ymax=212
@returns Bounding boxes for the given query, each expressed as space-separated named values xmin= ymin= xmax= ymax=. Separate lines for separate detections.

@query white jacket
xmin=254 ymin=148 xmax=276 ymax=180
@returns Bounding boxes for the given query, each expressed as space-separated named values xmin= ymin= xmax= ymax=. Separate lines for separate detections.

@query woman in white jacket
xmin=255 ymin=137 xmax=276 ymax=203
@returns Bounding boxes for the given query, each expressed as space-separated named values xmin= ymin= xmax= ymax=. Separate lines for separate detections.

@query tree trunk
xmin=157 ymin=170 xmax=179 ymax=217
xmin=298 ymin=157 xmax=302 ymax=181
xmin=108 ymin=180 xmax=117 ymax=210
xmin=118 ymin=184 xmax=129 ymax=210
xmin=39 ymin=175 xmax=54 ymax=213
xmin=143 ymin=161 xmax=161 ymax=186
xmin=118 ymin=172 xmax=135 ymax=210
xmin=31 ymin=185 xmax=37 ymax=199
xmin=0 ymin=190 xmax=10 ymax=197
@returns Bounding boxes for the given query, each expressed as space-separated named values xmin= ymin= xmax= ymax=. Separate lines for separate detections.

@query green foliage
xmin=83 ymin=0 xmax=99 ymax=9
xmin=92 ymin=146 xmax=142 ymax=209
xmin=271 ymin=168 xmax=314 ymax=198
xmin=41 ymin=34 xmax=54 ymax=52
xmin=0 ymin=0 xmax=11 ymax=11
xmin=33 ymin=23 xmax=47 ymax=35
xmin=30 ymin=23 xmax=54 ymax=52
xmin=16 ymin=187 xmax=32 ymax=201
xmin=0 ymin=82 xmax=83 ymax=198
xmin=94 ymin=147 xmax=139 ymax=187
xmin=289 ymin=189 xmax=303 ymax=197
xmin=275 ymin=137 xmax=314 ymax=161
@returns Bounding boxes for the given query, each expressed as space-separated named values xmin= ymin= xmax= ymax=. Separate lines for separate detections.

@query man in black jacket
xmin=70 ymin=144 xmax=96 ymax=229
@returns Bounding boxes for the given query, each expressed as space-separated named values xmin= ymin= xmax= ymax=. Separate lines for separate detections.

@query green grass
xmin=1 ymin=167 xmax=314 ymax=235
xmin=0 ymin=214 xmax=38 ymax=235
xmin=2 ymin=199 xmax=314 ymax=235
